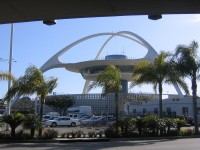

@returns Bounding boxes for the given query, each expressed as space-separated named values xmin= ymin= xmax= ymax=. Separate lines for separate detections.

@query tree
xmin=12 ymin=97 xmax=35 ymax=114
xmin=2 ymin=112 xmax=24 ymax=138
xmin=134 ymin=117 xmax=145 ymax=137
xmin=88 ymin=65 xmax=121 ymax=136
xmin=172 ymin=41 xmax=200 ymax=134
xmin=0 ymin=72 xmax=14 ymax=82
xmin=45 ymin=96 xmax=74 ymax=115
xmin=23 ymin=114 xmax=41 ymax=138
xmin=5 ymin=65 xmax=58 ymax=137
xmin=131 ymin=51 xmax=189 ymax=118
xmin=0 ymin=72 xmax=15 ymax=110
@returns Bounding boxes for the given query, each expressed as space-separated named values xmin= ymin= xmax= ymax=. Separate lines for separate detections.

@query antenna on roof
xmin=122 ymin=46 xmax=125 ymax=54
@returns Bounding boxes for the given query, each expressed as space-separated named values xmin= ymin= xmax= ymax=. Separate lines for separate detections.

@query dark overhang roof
xmin=1 ymin=0 xmax=200 ymax=24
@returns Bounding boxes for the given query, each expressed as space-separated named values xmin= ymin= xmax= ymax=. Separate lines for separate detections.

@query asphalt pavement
xmin=0 ymin=138 xmax=200 ymax=150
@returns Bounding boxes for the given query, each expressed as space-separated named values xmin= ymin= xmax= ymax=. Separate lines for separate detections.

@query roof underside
xmin=1 ymin=0 xmax=200 ymax=24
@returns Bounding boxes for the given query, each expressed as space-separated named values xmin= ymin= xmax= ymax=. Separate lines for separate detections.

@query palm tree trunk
xmin=31 ymin=128 xmax=35 ymax=138
xmin=192 ymin=72 xmax=199 ymax=134
xmin=115 ymin=92 xmax=119 ymax=137
xmin=39 ymin=95 xmax=44 ymax=137
xmin=11 ymin=127 xmax=16 ymax=138
xmin=159 ymin=82 xmax=163 ymax=118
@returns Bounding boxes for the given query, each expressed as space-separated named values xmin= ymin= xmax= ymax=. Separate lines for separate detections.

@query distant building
xmin=125 ymin=95 xmax=200 ymax=119
xmin=38 ymin=93 xmax=157 ymax=115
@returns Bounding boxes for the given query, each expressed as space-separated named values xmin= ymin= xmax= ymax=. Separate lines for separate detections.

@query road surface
xmin=0 ymin=138 xmax=200 ymax=150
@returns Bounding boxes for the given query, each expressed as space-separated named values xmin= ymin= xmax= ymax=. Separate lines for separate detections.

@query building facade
xmin=39 ymin=93 xmax=200 ymax=120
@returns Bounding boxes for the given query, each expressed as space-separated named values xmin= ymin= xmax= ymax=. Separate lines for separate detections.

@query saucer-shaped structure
xmin=66 ymin=54 xmax=150 ymax=93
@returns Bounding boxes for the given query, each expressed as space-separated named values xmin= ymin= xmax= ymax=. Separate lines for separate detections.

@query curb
xmin=57 ymin=138 xmax=110 ymax=143
xmin=109 ymin=135 xmax=200 ymax=141
xmin=0 ymin=135 xmax=200 ymax=143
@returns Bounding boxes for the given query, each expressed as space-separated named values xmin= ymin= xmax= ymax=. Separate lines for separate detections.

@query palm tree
xmin=172 ymin=41 xmax=200 ymax=134
xmin=3 ymin=112 xmax=24 ymax=138
xmin=23 ymin=114 xmax=41 ymax=138
xmin=88 ymin=65 xmax=121 ymax=136
xmin=5 ymin=65 xmax=58 ymax=137
xmin=0 ymin=71 xmax=15 ymax=106
xmin=131 ymin=51 xmax=189 ymax=118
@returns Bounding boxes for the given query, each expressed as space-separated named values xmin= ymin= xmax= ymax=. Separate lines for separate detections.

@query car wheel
xmin=71 ymin=122 xmax=76 ymax=127
xmin=51 ymin=122 xmax=57 ymax=127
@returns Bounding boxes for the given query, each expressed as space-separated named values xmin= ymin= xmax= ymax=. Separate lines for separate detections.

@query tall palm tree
xmin=88 ymin=65 xmax=121 ymax=136
xmin=131 ymin=51 xmax=189 ymax=118
xmin=5 ymin=65 xmax=58 ymax=137
xmin=172 ymin=41 xmax=200 ymax=134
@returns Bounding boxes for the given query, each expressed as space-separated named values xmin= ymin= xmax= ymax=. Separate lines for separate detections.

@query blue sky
xmin=1 ymin=14 xmax=200 ymax=98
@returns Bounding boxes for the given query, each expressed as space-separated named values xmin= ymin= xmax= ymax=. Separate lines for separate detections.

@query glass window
xmin=167 ymin=107 xmax=171 ymax=113
xmin=182 ymin=107 xmax=188 ymax=115
xmin=198 ymin=107 xmax=200 ymax=114
xmin=154 ymin=108 xmax=158 ymax=114
xmin=143 ymin=108 xmax=147 ymax=114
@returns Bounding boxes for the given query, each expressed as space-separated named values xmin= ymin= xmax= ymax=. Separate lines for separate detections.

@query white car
xmin=44 ymin=117 xmax=80 ymax=127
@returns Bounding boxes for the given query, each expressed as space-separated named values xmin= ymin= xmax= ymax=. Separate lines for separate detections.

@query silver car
xmin=44 ymin=117 xmax=80 ymax=127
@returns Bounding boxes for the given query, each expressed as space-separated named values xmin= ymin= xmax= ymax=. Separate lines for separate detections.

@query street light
xmin=7 ymin=23 xmax=14 ymax=116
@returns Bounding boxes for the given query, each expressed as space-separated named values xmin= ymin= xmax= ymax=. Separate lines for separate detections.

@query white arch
xmin=95 ymin=31 xmax=150 ymax=60
xmin=40 ymin=31 xmax=158 ymax=72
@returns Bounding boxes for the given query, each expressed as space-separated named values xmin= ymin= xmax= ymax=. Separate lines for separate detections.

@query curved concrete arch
xmin=40 ymin=32 xmax=116 ymax=72
xmin=95 ymin=31 xmax=148 ymax=60
xmin=40 ymin=31 xmax=158 ymax=72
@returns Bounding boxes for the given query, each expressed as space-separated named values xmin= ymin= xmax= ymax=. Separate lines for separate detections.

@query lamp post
xmin=7 ymin=23 xmax=14 ymax=116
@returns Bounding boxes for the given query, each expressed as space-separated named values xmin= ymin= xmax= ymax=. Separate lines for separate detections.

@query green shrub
xmin=97 ymin=130 xmax=104 ymax=138
xmin=174 ymin=118 xmax=187 ymax=131
xmin=88 ymin=131 xmax=97 ymax=138
xmin=129 ymin=131 xmax=139 ymax=137
xmin=180 ymin=129 xmax=193 ymax=136
xmin=75 ymin=130 xmax=83 ymax=138
xmin=67 ymin=132 xmax=71 ymax=138
xmin=71 ymin=131 xmax=77 ymax=138
xmin=143 ymin=115 xmax=160 ymax=136
xmin=0 ymin=130 xmax=32 ymax=140
xmin=0 ymin=132 xmax=11 ymax=139
xmin=61 ymin=132 xmax=67 ymax=138
xmin=104 ymin=128 xmax=118 ymax=138
xmin=119 ymin=116 xmax=135 ymax=136
xmin=15 ymin=130 xmax=32 ymax=140
xmin=42 ymin=129 xmax=58 ymax=139
xmin=165 ymin=130 xmax=180 ymax=136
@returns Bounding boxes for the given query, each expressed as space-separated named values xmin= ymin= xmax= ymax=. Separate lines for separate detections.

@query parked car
xmin=44 ymin=117 xmax=80 ymax=127
xmin=80 ymin=116 xmax=102 ymax=126
xmin=78 ymin=115 xmax=92 ymax=121
xmin=42 ymin=115 xmax=52 ymax=122
xmin=90 ymin=116 xmax=116 ymax=126
xmin=42 ymin=112 xmax=60 ymax=122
